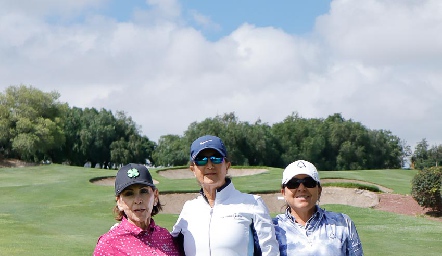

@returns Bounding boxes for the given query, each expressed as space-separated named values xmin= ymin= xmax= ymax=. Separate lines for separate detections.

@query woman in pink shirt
xmin=94 ymin=163 xmax=182 ymax=256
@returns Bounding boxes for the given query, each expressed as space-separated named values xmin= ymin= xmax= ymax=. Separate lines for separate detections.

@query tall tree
xmin=271 ymin=112 xmax=304 ymax=167
xmin=152 ymin=135 xmax=188 ymax=167
xmin=110 ymin=111 xmax=155 ymax=166
xmin=413 ymin=138 xmax=430 ymax=170
xmin=0 ymin=85 xmax=67 ymax=162
xmin=60 ymin=108 xmax=154 ymax=167
xmin=428 ymin=144 xmax=442 ymax=167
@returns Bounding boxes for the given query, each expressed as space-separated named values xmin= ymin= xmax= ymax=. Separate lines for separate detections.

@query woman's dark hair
xmin=113 ymin=187 xmax=163 ymax=221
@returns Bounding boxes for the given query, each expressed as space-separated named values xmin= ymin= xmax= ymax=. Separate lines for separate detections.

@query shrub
xmin=411 ymin=166 xmax=442 ymax=212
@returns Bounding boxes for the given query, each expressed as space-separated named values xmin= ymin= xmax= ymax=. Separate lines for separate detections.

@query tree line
xmin=0 ymin=85 xmax=438 ymax=170
xmin=0 ymin=85 xmax=154 ymax=168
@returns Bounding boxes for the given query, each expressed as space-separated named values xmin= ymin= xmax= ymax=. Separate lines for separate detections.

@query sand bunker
xmin=90 ymin=169 xmax=267 ymax=186
xmin=90 ymin=170 xmax=384 ymax=214
xmin=158 ymin=187 xmax=380 ymax=214
xmin=90 ymin=176 xmax=159 ymax=185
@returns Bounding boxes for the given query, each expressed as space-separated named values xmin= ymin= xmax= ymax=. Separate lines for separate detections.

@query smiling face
xmin=282 ymin=174 xmax=322 ymax=218
xmin=116 ymin=184 xmax=158 ymax=230
xmin=190 ymin=148 xmax=230 ymax=189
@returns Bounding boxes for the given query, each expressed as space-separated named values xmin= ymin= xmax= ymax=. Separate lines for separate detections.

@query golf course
xmin=0 ymin=164 xmax=441 ymax=255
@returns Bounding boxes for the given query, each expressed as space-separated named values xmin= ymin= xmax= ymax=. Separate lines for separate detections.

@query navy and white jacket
xmin=171 ymin=179 xmax=280 ymax=256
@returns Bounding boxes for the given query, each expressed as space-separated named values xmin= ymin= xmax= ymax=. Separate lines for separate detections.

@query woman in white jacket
xmin=171 ymin=135 xmax=279 ymax=256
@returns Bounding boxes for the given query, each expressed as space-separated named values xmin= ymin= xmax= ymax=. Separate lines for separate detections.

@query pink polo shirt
xmin=94 ymin=218 xmax=181 ymax=256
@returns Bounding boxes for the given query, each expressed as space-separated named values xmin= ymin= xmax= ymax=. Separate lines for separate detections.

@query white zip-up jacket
xmin=171 ymin=180 xmax=280 ymax=256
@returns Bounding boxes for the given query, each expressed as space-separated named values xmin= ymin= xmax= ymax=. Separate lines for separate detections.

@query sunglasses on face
xmin=285 ymin=176 xmax=318 ymax=189
xmin=193 ymin=155 xmax=224 ymax=166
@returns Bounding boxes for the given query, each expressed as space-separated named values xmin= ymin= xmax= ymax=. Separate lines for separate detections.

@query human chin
xmin=129 ymin=211 xmax=148 ymax=222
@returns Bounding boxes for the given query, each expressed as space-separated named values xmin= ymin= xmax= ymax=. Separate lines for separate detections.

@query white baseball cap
xmin=282 ymin=160 xmax=320 ymax=185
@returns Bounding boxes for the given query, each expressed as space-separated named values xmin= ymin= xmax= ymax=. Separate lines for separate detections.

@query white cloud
xmin=0 ymin=0 xmax=106 ymax=17
xmin=316 ymin=0 xmax=442 ymax=65
xmin=1 ymin=0 xmax=441 ymax=148
xmin=188 ymin=10 xmax=221 ymax=32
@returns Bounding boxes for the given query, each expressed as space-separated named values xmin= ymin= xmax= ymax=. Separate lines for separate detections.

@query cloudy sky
xmin=1 ymin=0 xmax=441 ymax=149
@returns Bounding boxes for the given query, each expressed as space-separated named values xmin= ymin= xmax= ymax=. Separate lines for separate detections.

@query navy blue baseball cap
xmin=190 ymin=135 xmax=227 ymax=160
xmin=115 ymin=163 xmax=155 ymax=195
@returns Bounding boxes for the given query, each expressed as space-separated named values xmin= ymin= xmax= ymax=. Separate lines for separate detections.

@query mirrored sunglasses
xmin=193 ymin=155 xmax=224 ymax=166
xmin=285 ymin=176 xmax=318 ymax=189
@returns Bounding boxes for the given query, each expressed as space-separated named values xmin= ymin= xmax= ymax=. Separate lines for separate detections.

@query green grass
xmin=319 ymin=169 xmax=418 ymax=195
xmin=322 ymin=205 xmax=442 ymax=256
xmin=0 ymin=165 xmax=440 ymax=255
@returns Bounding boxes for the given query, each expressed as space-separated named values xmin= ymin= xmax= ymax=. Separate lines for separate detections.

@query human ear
xmin=190 ymin=165 xmax=196 ymax=177
xmin=225 ymin=161 xmax=231 ymax=170
xmin=116 ymin=196 xmax=124 ymax=211
xmin=154 ymin=189 xmax=159 ymax=206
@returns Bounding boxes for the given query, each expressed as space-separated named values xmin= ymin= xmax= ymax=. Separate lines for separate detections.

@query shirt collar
xmin=120 ymin=217 xmax=156 ymax=235
xmin=285 ymin=205 xmax=323 ymax=226
xmin=199 ymin=178 xmax=232 ymax=203
xmin=199 ymin=178 xmax=231 ymax=196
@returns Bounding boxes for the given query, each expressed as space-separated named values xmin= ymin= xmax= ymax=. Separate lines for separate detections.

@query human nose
xmin=297 ymin=182 xmax=307 ymax=191
xmin=134 ymin=194 xmax=143 ymax=204
xmin=206 ymin=158 xmax=214 ymax=169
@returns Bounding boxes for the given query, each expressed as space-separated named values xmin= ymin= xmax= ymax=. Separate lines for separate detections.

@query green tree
xmin=181 ymin=112 xmax=281 ymax=166
xmin=60 ymin=107 xmax=116 ymax=167
xmin=413 ymin=138 xmax=432 ymax=170
xmin=243 ymin=120 xmax=281 ymax=167
xmin=110 ymin=111 xmax=155 ymax=166
xmin=109 ymin=139 xmax=130 ymax=167
xmin=271 ymin=112 xmax=304 ymax=167
xmin=428 ymin=144 xmax=442 ymax=168
xmin=184 ymin=113 xmax=247 ymax=165
xmin=60 ymin=108 xmax=154 ymax=167
xmin=0 ymin=85 xmax=67 ymax=162
xmin=152 ymin=135 xmax=187 ymax=167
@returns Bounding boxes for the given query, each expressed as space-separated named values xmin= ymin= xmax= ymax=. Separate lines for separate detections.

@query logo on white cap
xmin=297 ymin=161 xmax=307 ymax=168
xmin=282 ymin=160 xmax=320 ymax=185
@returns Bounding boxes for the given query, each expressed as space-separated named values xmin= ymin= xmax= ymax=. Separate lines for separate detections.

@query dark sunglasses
xmin=285 ymin=177 xmax=318 ymax=189
xmin=193 ymin=155 xmax=224 ymax=166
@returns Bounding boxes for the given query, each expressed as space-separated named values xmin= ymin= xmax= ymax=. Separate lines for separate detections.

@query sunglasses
xmin=193 ymin=155 xmax=224 ymax=166
xmin=285 ymin=177 xmax=318 ymax=189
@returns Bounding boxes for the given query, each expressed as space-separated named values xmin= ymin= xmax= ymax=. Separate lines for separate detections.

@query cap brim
xmin=116 ymin=181 xmax=156 ymax=195
xmin=282 ymin=172 xmax=313 ymax=184
xmin=192 ymin=147 xmax=226 ymax=159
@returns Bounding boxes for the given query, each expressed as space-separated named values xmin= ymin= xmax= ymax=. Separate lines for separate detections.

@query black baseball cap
xmin=115 ymin=163 xmax=155 ymax=195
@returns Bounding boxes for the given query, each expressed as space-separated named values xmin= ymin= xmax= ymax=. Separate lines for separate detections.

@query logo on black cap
xmin=127 ymin=168 xmax=140 ymax=178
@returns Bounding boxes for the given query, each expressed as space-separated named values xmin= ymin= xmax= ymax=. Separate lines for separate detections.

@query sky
xmin=1 ymin=0 xmax=442 ymax=149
